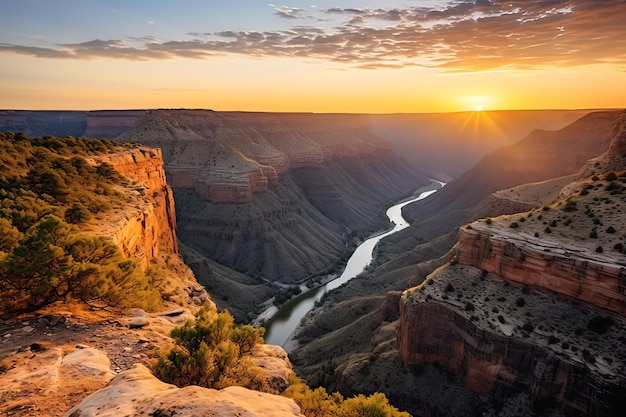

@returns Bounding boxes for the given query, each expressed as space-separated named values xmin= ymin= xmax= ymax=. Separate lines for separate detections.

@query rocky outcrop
xmin=395 ymin=110 xmax=626 ymax=416
xmin=64 ymin=364 xmax=303 ymax=417
xmin=86 ymin=147 xmax=178 ymax=267
xmin=456 ymin=224 xmax=626 ymax=315
xmin=397 ymin=298 xmax=625 ymax=416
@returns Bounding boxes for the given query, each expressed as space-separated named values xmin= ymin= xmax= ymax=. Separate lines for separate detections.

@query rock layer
xmin=397 ymin=299 xmax=624 ymax=416
xmin=87 ymin=147 xmax=178 ymax=267
xmin=456 ymin=224 xmax=626 ymax=315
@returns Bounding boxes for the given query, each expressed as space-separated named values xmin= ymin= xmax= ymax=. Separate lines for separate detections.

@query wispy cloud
xmin=1 ymin=1 xmax=625 ymax=71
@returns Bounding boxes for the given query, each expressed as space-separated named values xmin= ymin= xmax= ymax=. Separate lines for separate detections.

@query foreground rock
xmin=64 ymin=364 xmax=304 ymax=417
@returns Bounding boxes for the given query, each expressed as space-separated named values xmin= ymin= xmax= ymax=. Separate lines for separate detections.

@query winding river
xmin=264 ymin=180 xmax=445 ymax=349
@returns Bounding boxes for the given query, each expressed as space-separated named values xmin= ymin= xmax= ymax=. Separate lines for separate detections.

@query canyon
xmin=290 ymin=110 xmax=626 ymax=416
xmin=2 ymin=109 xmax=625 ymax=416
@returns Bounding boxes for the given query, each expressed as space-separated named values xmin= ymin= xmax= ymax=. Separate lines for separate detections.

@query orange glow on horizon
xmin=0 ymin=56 xmax=624 ymax=113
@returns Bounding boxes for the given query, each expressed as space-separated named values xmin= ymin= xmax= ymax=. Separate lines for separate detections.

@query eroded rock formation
xmin=64 ymin=364 xmax=303 ymax=417
xmin=456 ymin=224 xmax=626 ymax=315
xmin=86 ymin=147 xmax=178 ymax=267
xmin=396 ymin=111 xmax=626 ymax=416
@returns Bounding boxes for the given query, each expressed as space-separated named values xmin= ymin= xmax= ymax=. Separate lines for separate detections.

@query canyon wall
xmin=111 ymin=110 xmax=395 ymax=205
xmin=107 ymin=110 xmax=428 ymax=283
xmin=456 ymin=225 xmax=626 ymax=315
xmin=397 ymin=300 xmax=623 ymax=416
xmin=87 ymin=147 xmax=178 ymax=268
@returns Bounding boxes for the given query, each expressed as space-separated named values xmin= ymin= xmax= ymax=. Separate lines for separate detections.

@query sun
xmin=474 ymin=105 xmax=483 ymax=112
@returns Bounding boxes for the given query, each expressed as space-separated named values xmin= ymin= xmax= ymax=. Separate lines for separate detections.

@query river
xmin=263 ymin=180 xmax=445 ymax=349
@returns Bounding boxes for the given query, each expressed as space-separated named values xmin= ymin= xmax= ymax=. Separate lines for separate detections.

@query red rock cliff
xmin=456 ymin=225 xmax=626 ymax=315
xmin=87 ymin=147 xmax=178 ymax=267
xmin=397 ymin=296 xmax=624 ymax=416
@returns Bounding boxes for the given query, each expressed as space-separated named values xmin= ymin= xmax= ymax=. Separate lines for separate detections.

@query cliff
xmin=0 ymin=141 xmax=303 ymax=417
xmin=396 ymin=111 xmax=626 ymax=416
xmin=456 ymin=224 xmax=626 ymax=315
xmin=86 ymin=147 xmax=178 ymax=267
xmin=398 ymin=283 xmax=625 ymax=416
xmin=110 ymin=110 xmax=428 ymax=285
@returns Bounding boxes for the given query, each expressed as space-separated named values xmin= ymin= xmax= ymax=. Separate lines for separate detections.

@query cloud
xmin=271 ymin=5 xmax=304 ymax=19
xmin=1 ymin=1 xmax=625 ymax=71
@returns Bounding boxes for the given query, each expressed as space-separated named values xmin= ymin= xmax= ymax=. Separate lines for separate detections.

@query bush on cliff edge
xmin=152 ymin=307 xmax=410 ymax=417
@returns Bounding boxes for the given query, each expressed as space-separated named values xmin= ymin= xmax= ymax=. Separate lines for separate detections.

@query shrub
xmin=509 ymin=222 xmax=519 ymax=229
xmin=464 ymin=302 xmax=475 ymax=312
xmin=484 ymin=217 xmax=492 ymax=225
xmin=64 ymin=203 xmax=91 ymax=224
xmin=563 ymin=200 xmax=578 ymax=212
xmin=152 ymin=308 xmax=267 ymax=391
xmin=548 ymin=335 xmax=560 ymax=345
xmin=515 ymin=297 xmax=526 ymax=307
xmin=544 ymin=227 xmax=552 ymax=234
xmin=587 ymin=315 xmax=614 ymax=334
xmin=445 ymin=283 xmax=455 ymax=292
xmin=595 ymin=246 xmax=604 ymax=253
xmin=498 ymin=315 xmax=506 ymax=324
xmin=607 ymin=226 xmax=616 ymax=233
xmin=522 ymin=322 xmax=534 ymax=332
xmin=605 ymin=172 xmax=618 ymax=181
xmin=589 ymin=230 xmax=598 ymax=238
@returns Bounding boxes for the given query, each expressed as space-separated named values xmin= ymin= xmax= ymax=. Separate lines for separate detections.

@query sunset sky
xmin=1 ymin=0 xmax=625 ymax=113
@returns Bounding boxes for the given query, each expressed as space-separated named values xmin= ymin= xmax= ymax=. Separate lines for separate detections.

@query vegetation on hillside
xmin=153 ymin=307 xmax=409 ymax=417
xmin=0 ymin=132 xmax=160 ymax=314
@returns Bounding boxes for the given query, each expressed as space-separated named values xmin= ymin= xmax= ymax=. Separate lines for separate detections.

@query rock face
xmin=396 ymin=110 xmax=626 ymax=416
xmin=64 ymin=364 xmax=304 ymax=417
xmin=112 ymin=110 xmax=393 ymax=204
xmin=397 ymin=299 xmax=624 ymax=416
xmin=456 ymin=225 xmax=626 ymax=315
xmin=86 ymin=147 xmax=178 ymax=267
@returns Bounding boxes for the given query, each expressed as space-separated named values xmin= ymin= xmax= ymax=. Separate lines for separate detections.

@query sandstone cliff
xmin=86 ymin=147 xmax=178 ymax=267
xmin=111 ymin=110 xmax=396 ymax=204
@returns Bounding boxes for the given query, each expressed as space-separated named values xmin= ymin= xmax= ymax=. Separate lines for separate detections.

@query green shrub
xmin=64 ymin=203 xmax=91 ymax=224
xmin=153 ymin=308 xmax=267 ymax=391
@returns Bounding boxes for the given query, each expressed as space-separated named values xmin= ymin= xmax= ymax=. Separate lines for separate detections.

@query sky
xmin=1 ymin=0 xmax=625 ymax=113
